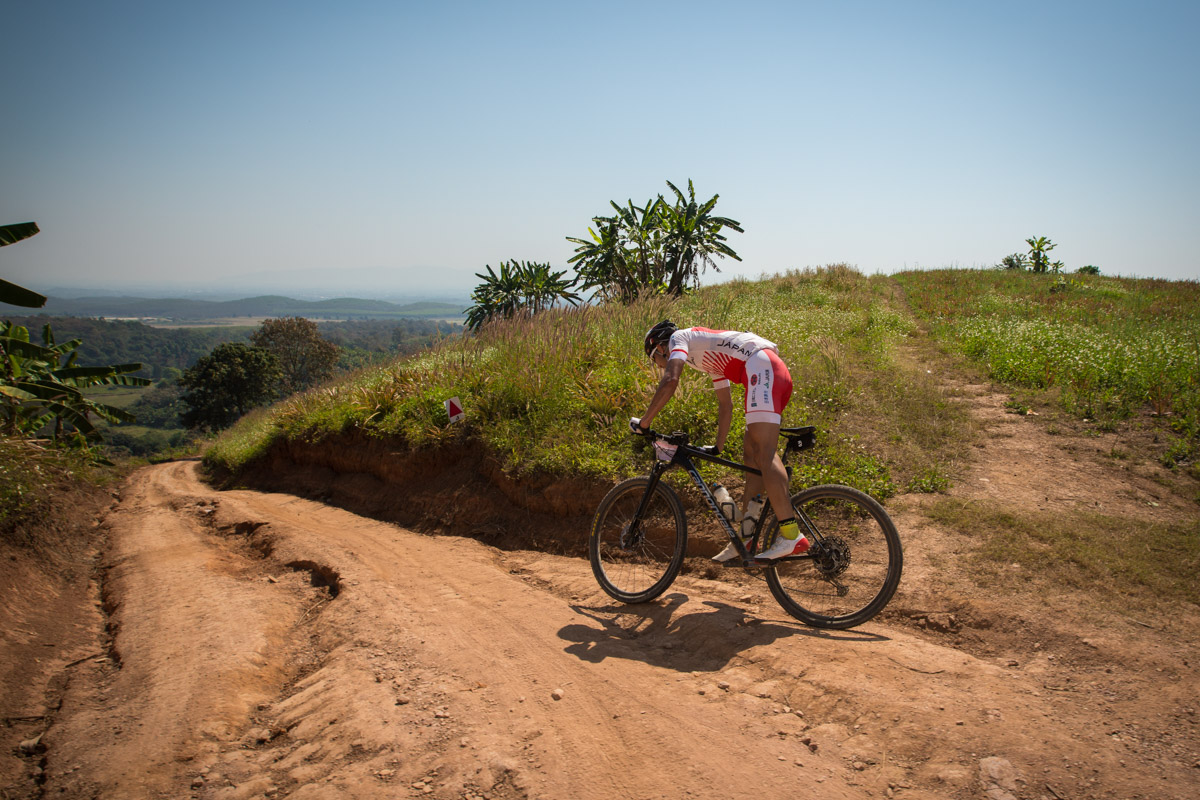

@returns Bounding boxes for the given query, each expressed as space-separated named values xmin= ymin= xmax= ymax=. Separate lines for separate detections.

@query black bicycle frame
xmin=638 ymin=436 xmax=822 ymax=565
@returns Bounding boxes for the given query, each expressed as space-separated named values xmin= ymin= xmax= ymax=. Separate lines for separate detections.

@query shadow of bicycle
xmin=559 ymin=593 xmax=889 ymax=672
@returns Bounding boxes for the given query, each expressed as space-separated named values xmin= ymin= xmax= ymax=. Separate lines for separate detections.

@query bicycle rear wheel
xmin=590 ymin=477 xmax=687 ymax=603
xmin=764 ymin=484 xmax=902 ymax=629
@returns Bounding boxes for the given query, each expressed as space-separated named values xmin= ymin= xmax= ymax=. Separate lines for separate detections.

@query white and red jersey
xmin=666 ymin=327 xmax=778 ymax=389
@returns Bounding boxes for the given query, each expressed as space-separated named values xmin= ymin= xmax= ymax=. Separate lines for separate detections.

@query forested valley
xmin=4 ymin=315 xmax=459 ymax=458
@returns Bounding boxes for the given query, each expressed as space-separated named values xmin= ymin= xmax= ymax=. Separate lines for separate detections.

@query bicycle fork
xmin=621 ymin=462 xmax=670 ymax=549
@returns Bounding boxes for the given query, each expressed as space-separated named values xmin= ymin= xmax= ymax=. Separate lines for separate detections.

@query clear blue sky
xmin=4 ymin=0 xmax=1198 ymax=299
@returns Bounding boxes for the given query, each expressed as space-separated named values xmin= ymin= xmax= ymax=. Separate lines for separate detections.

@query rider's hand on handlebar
xmin=629 ymin=417 xmax=648 ymax=436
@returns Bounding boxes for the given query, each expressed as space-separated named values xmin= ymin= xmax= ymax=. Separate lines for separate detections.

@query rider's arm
xmin=638 ymin=357 xmax=684 ymax=430
xmin=714 ymin=384 xmax=733 ymax=451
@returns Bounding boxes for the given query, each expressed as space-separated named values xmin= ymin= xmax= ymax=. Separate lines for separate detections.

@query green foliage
xmin=566 ymin=179 xmax=742 ymax=302
xmin=125 ymin=382 xmax=187 ymax=428
xmin=179 ymin=343 xmax=282 ymax=431
xmin=0 ymin=321 xmax=150 ymax=441
xmin=1026 ymin=236 xmax=1057 ymax=273
xmin=465 ymin=261 xmax=580 ymax=331
xmin=1 ymin=221 xmax=48 ymax=308
xmin=928 ymin=497 xmax=1200 ymax=606
xmin=894 ymin=268 xmax=1200 ymax=467
xmin=1077 ymin=264 xmax=1101 ymax=275
xmin=250 ymin=316 xmax=340 ymax=395
xmin=4 ymin=315 xmax=453 ymax=381
xmin=0 ymin=435 xmax=107 ymax=546
xmin=997 ymin=253 xmax=1028 ymax=271
xmin=0 ymin=221 xmax=41 ymax=247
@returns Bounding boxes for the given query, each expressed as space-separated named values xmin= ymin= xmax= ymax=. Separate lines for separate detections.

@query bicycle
xmin=589 ymin=426 xmax=902 ymax=630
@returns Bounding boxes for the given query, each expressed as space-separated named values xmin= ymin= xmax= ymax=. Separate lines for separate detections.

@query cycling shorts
xmin=743 ymin=348 xmax=792 ymax=425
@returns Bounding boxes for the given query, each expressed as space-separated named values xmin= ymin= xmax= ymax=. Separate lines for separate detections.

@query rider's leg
xmin=743 ymin=421 xmax=792 ymax=524
xmin=742 ymin=348 xmax=807 ymax=560
xmin=747 ymin=421 xmax=808 ymax=559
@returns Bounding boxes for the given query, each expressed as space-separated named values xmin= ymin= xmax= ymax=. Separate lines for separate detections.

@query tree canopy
xmin=179 ymin=343 xmax=281 ymax=431
xmin=250 ymin=317 xmax=339 ymax=396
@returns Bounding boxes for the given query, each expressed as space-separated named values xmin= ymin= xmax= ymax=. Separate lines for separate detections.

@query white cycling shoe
xmin=755 ymin=534 xmax=810 ymax=561
xmin=711 ymin=539 xmax=750 ymax=562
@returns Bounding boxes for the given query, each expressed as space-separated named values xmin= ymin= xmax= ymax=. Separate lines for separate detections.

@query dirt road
xmin=3 ymin=435 xmax=1193 ymax=800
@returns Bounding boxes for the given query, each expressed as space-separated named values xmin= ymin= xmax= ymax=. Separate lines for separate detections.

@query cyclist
xmin=630 ymin=320 xmax=809 ymax=562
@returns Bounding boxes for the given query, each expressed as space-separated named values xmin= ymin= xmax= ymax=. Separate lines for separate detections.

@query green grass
xmin=894 ymin=269 xmax=1200 ymax=465
xmin=207 ymin=265 xmax=966 ymax=498
xmin=926 ymin=496 xmax=1200 ymax=609
xmin=84 ymin=385 xmax=148 ymax=409
xmin=0 ymin=436 xmax=113 ymax=550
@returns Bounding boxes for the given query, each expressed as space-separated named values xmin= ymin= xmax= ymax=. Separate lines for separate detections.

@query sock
xmin=778 ymin=519 xmax=802 ymax=540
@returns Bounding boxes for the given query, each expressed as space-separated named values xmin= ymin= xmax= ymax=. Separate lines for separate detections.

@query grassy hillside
xmin=207 ymin=266 xmax=972 ymax=498
xmin=207 ymin=267 xmax=1199 ymax=492
xmin=893 ymin=269 xmax=1200 ymax=469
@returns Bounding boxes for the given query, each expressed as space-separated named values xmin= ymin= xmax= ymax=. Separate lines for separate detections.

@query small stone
xmin=717 ymin=681 xmax=730 ymax=691
xmin=395 ymin=696 xmax=410 ymax=705
xmin=245 ymin=727 xmax=273 ymax=745
xmin=434 ymin=709 xmax=450 ymax=719
xmin=551 ymin=688 xmax=565 ymax=701
xmin=740 ymin=594 xmax=754 ymax=603
xmin=191 ymin=777 xmax=205 ymax=789
xmin=18 ymin=734 xmax=43 ymax=755
xmin=853 ymin=761 xmax=867 ymax=771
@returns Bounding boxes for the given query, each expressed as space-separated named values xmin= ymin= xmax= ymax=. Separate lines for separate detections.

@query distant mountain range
xmin=30 ymin=294 xmax=467 ymax=321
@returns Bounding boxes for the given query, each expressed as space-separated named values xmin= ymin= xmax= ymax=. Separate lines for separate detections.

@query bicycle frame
xmin=636 ymin=431 xmax=822 ymax=566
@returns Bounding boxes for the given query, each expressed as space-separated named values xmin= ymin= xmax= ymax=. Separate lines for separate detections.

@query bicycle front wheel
xmin=764 ymin=484 xmax=902 ymax=629
xmin=590 ymin=477 xmax=687 ymax=603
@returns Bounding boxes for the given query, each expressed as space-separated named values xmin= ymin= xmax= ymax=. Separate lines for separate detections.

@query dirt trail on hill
xmin=1 ymin=441 xmax=1194 ymax=800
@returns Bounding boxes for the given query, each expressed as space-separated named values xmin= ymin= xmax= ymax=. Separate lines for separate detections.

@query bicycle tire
xmin=590 ymin=477 xmax=688 ymax=603
xmin=764 ymin=484 xmax=902 ymax=629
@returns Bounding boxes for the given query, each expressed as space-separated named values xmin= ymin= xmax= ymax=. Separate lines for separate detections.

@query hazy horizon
xmin=4 ymin=1 xmax=1198 ymax=292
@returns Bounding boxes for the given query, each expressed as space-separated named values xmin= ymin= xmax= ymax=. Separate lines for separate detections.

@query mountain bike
xmin=589 ymin=426 xmax=902 ymax=630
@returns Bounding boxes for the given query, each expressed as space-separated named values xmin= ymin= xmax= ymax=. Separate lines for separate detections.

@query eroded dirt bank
xmin=3 ymin=457 xmax=1196 ymax=800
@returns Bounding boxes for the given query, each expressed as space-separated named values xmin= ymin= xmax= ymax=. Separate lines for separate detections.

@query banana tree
xmin=465 ymin=261 xmax=580 ymax=331
xmin=660 ymin=179 xmax=743 ymax=295
xmin=0 ymin=321 xmax=150 ymax=440
xmin=566 ymin=180 xmax=742 ymax=302
xmin=1 ymin=221 xmax=47 ymax=308
xmin=1026 ymin=236 xmax=1057 ymax=274
xmin=567 ymin=218 xmax=636 ymax=303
